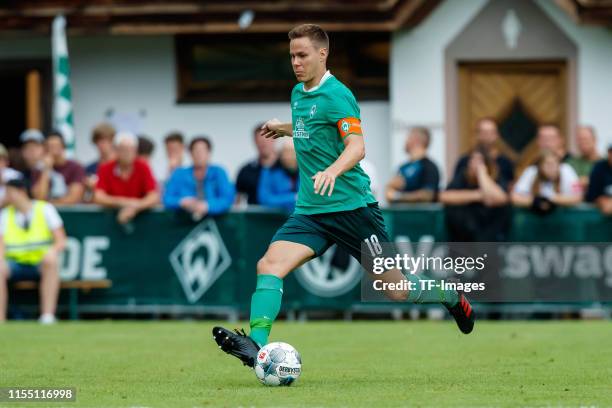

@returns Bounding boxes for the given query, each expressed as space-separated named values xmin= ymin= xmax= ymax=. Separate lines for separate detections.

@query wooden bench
xmin=12 ymin=279 xmax=112 ymax=320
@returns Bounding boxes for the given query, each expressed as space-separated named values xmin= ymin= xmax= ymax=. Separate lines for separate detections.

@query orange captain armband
xmin=336 ymin=117 xmax=362 ymax=138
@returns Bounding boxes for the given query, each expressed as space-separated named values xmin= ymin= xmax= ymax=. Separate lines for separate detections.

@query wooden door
xmin=458 ymin=61 xmax=567 ymax=172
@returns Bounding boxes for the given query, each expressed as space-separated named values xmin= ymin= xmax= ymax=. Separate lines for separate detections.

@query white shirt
xmin=513 ymin=163 xmax=580 ymax=199
xmin=0 ymin=201 xmax=63 ymax=237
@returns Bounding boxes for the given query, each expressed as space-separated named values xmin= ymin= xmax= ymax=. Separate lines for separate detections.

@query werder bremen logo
xmin=293 ymin=117 xmax=309 ymax=139
xmin=295 ymin=245 xmax=361 ymax=297
xmin=169 ymin=219 xmax=232 ymax=303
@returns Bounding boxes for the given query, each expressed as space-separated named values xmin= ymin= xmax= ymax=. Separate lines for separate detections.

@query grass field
xmin=1 ymin=321 xmax=611 ymax=407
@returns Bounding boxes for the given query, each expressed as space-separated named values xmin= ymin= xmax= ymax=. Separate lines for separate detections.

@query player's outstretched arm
xmin=261 ymin=118 xmax=293 ymax=139
xmin=313 ymin=134 xmax=365 ymax=196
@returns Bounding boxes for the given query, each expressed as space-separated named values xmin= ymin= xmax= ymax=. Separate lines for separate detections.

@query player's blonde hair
xmin=288 ymin=24 xmax=329 ymax=50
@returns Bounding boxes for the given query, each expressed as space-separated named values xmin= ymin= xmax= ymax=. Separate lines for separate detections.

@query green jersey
xmin=290 ymin=72 xmax=376 ymax=215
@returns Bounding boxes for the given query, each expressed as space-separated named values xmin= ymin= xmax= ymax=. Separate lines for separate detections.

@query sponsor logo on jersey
xmin=293 ymin=117 xmax=310 ymax=139
xmin=309 ymin=104 xmax=317 ymax=118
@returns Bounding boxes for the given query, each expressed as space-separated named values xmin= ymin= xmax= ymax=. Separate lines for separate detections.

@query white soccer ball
xmin=254 ymin=342 xmax=302 ymax=386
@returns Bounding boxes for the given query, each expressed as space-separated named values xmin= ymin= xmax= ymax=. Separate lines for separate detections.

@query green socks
xmin=405 ymin=273 xmax=459 ymax=306
xmin=249 ymin=274 xmax=283 ymax=347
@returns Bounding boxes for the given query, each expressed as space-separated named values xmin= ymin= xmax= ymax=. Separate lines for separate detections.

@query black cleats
xmin=444 ymin=293 xmax=475 ymax=334
xmin=212 ymin=326 xmax=260 ymax=368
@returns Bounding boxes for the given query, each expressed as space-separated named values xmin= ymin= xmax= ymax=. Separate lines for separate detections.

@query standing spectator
xmin=85 ymin=123 xmax=116 ymax=176
xmin=536 ymin=124 xmax=571 ymax=162
xmin=164 ymin=132 xmax=185 ymax=179
xmin=454 ymin=118 xmax=514 ymax=185
xmin=512 ymin=150 xmax=581 ymax=213
xmin=0 ymin=144 xmax=22 ymax=207
xmin=93 ymin=132 xmax=159 ymax=225
xmin=258 ymin=138 xmax=299 ymax=212
xmin=85 ymin=123 xmax=116 ymax=198
xmin=32 ymin=131 xmax=86 ymax=205
xmin=236 ymin=124 xmax=279 ymax=205
xmin=0 ymin=176 xmax=65 ymax=323
xmin=586 ymin=144 xmax=612 ymax=215
xmin=567 ymin=126 xmax=600 ymax=188
xmin=137 ymin=135 xmax=155 ymax=164
xmin=164 ymin=136 xmax=234 ymax=220
xmin=385 ymin=127 xmax=440 ymax=203
xmin=440 ymin=148 xmax=511 ymax=241
xmin=18 ymin=129 xmax=45 ymax=185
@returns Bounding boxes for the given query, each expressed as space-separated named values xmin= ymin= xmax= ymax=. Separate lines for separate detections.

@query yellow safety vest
xmin=4 ymin=201 xmax=53 ymax=265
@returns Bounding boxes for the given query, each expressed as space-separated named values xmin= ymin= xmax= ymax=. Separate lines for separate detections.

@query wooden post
xmin=25 ymin=69 xmax=41 ymax=130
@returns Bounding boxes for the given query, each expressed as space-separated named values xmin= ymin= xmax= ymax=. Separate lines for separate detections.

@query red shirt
xmin=96 ymin=159 xmax=157 ymax=198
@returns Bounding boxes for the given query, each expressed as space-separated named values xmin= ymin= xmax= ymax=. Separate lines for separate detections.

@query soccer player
xmin=213 ymin=24 xmax=474 ymax=367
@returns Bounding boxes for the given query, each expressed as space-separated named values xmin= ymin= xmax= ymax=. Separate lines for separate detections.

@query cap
xmin=20 ymin=129 xmax=44 ymax=144
xmin=6 ymin=175 xmax=29 ymax=190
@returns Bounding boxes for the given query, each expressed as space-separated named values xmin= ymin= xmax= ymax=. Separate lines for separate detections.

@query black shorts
xmin=271 ymin=203 xmax=390 ymax=266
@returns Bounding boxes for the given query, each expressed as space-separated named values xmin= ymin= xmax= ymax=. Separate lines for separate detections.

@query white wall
xmin=390 ymin=0 xmax=612 ymax=183
xmin=390 ymin=0 xmax=487 ymax=184
xmin=0 ymin=35 xmax=390 ymax=199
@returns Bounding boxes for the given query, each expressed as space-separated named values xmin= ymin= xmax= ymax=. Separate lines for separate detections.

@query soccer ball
xmin=254 ymin=342 xmax=302 ymax=386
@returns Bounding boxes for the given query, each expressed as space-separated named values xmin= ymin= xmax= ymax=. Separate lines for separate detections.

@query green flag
xmin=52 ymin=15 xmax=75 ymax=156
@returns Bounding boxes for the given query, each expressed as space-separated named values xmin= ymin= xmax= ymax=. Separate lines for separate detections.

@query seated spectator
xmin=32 ymin=131 xmax=86 ymax=205
xmin=93 ymin=132 xmax=159 ymax=225
xmin=0 ymin=176 xmax=65 ymax=323
xmin=163 ymin=136 xmax=234 ymax=220
xmin=567 ymin=126 xmax=600 ymax=189
xmin=454 ymin=118 xmax=514 ymax=185
xmin=17 ymin=129 xmax=45 ymax=185
xmin=585 ymin=144 xmax=612 ymax=215
xmin=164 ymin=132 xmax=185 ymax=180
xmin=440 ymin=148 xmax=511 ymax=241
xmin=386 ymin=127 xmax=439 ymax=203
xmin=137 ymin=135 xmax=155 ymax=164
xmin=536 ymin=124 xmax=571 ymax=162
xmin=258 ymin=139 xmax=298 ymax=212
xmin=0 ymin=144 xmax=21 ymax=207
xmin=236 ymin=124 xmax=279 ymax=205
xmin=512 ymin=150 xmax=581 ymax=213
xmin=85 ymin=122 xmax=116 ymax=176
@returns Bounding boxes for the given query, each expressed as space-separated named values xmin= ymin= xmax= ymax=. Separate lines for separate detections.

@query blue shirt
xmin=163 ymin=165 xmax=235 ymax=216
xmin=257 ymin=166 xmax=298 ymax=212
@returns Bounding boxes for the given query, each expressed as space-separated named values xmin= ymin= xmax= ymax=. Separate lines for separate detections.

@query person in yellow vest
xmin=0 ymin=176 xmax=66 ymax=323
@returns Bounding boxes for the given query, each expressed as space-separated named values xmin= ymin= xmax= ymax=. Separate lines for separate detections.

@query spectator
xmin=32 ymin=131 xmax=86 ymax=205
xmin=137 ymin=135 xmax=155 ymax=164
xmin=536 ymin=124 xmax=571 ymax=162
xmin=18 ymin=129 xmax=45 ymax=185
xmin=0 ymin=176 xmax=65 ymax=323
xmin=85 ymin=123 xmax=116 ymax=176
xmin=164 ymin=136 xmax=234 ymax=220
xmin=0 ymin=144 xmax=21 ymax=207
xmin=236 ymin=124 xmax=279 ymax=205
xmin=567 ymin=126 xmax=600 ymax=188
xmin=258 ymin=138 xmax=299 ymax=212
xmin=512 ymin=150 xmax=581 ymax=213
xmin=164 ymin=132 xmax=185 ymax=179
xmin=385 ymin=127 xmax=440 ymax=203
xmin=93 ymin=132 xmax=159 ymax=225
xmin=585 ymin=144 xmax=612 ymax=215
xmin=453 ymin=118 xmax=514 ymax=185
xmin=440 ymin=148 xmax=511 ymax=241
